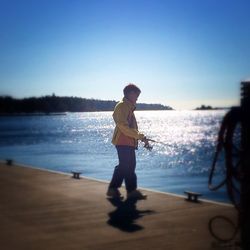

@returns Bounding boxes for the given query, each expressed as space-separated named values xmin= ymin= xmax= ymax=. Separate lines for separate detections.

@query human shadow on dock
xmin=107 ymin=198 xmax=155 ymax=232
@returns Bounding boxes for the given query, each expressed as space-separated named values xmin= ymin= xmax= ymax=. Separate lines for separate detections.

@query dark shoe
xmin=127 ymin=190 xmax=147 ymax=200
xmin=106 ymin=188 xmax=123 ymax=199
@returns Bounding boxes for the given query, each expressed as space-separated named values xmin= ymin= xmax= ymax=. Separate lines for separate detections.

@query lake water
xmin=0 ymin=110 xmax=231 ymax=203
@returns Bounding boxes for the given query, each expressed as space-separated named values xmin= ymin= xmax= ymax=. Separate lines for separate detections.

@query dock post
xmin=240 ymin=80 xmax=250 ymax=250
xmin=6 ymin=159 xmax=13 ymax=166
xmin=71 ymin=171 xmax=81 ymax=179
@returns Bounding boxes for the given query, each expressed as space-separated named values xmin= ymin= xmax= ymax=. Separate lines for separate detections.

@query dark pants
xmin=109 ymin=145 xmax=137 ymax=193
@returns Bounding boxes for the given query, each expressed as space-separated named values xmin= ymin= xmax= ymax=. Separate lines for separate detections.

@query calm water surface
xmin=0 ymin=110 xmax=230 ymax=202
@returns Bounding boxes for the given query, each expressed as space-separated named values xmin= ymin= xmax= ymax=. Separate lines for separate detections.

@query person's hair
xmin=123 ymin=84 xmax=141 ymax=97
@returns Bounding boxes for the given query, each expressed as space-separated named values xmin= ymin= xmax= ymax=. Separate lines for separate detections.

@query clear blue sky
xmin=0 ymin=0 xmax=249 ymax=109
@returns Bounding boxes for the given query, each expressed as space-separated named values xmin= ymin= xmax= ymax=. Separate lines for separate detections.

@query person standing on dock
xmin=107 ymin=84 xmax=148 ymax=200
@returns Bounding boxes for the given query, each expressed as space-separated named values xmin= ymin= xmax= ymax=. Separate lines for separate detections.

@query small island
xmin=0 ymin=94 xmax=173 ymax=114
xmin=195 ymin=105 xmax=213 ymax=110
xmin=195 ymin=105 xmax=228 ymax=110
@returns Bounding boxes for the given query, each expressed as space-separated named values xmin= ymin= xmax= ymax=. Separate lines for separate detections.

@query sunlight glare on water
xmin=136 ymin=110 xmax=226 ymax=174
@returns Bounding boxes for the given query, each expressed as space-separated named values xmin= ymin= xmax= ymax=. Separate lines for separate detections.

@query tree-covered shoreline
xmin=0 ymin=95 xmax=173 ymax=114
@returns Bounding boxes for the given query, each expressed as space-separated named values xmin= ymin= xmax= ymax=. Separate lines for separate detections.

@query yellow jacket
xmin=112 ymin=97 xmax=144 ymax=147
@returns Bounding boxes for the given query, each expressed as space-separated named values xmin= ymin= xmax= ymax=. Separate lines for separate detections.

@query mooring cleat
xmin=71 ymin=171 xmax=81 ymax=179
xmin=184 ymin=191 xmax=202 ymax=202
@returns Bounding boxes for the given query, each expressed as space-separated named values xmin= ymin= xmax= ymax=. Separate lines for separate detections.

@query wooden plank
xmin=0 ymin=162 xmax=239 ymax=250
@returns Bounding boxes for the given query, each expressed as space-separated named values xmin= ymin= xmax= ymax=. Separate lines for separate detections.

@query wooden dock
xmin=0 ymin=162 xmax=239 ymax=250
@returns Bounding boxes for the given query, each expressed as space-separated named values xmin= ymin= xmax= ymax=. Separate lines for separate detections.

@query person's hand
xmin=142 ymin=137 xmax=153 ymax=151
xmin=141 ymin=136 xmax=148 ymax=143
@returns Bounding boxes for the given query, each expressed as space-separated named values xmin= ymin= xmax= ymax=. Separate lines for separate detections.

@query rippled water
xmin=0 ymin=110 xmax=231 ymax=202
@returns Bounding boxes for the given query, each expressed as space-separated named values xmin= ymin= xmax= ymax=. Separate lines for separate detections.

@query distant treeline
xmin=195 ymin=105 xmax=213 ymax=110
xmin=0 ymin=95 xmax=173 ymax=113
xmin=195 ymin=105 xmax=228 ymax=110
